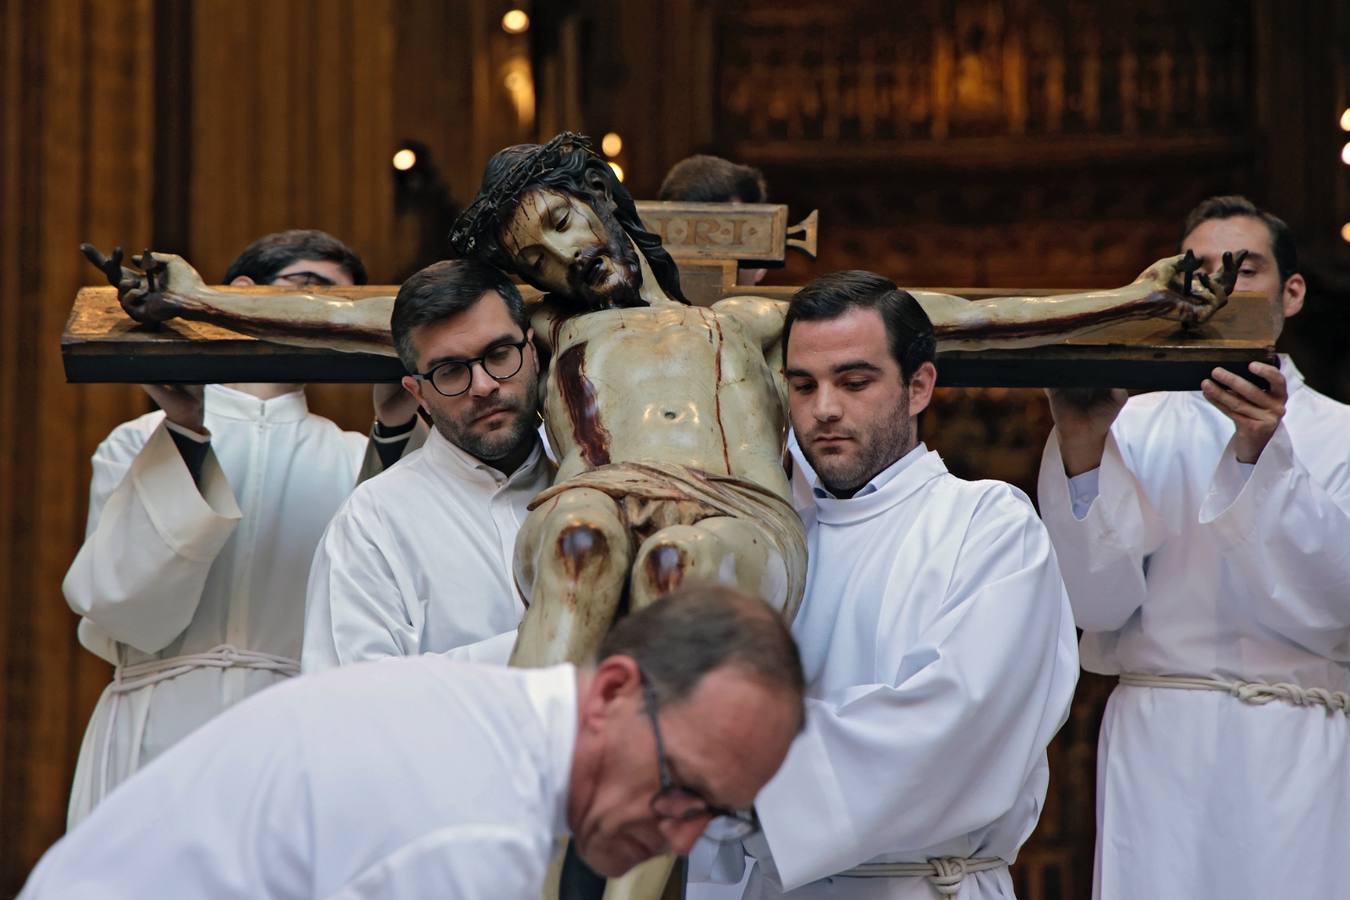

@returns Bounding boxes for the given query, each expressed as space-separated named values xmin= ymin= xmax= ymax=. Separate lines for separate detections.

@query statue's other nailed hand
xmin=1134 ymin=249 xmax=1246 ymax=327
xmin=79 ymin=243 xmax=183 ymax=325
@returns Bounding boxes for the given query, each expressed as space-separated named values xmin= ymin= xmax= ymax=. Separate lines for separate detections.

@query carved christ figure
xmin=439 ymin=134 xmax=1229 ymax=679
xmin=83 ymin=134 xmax=1237 ymax=900
xmin=82 ymin=137 xmax=1243 ymax=639
xmin=83 ymin=133 xmax=1240 ymax=660
xmin=446 ymin=137 xmax=812 ymax=673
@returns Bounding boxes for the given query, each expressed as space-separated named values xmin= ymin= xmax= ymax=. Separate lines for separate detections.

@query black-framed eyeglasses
xmin=269 ymin=270 xmax=338 ymax=287
xmin=641 ymin=677 xmax=760 ymax=843
xmin=415 ymin=340 xmax=529 ymax=398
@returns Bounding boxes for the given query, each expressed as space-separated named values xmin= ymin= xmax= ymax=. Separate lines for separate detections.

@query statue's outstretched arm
xmin=912 ymin=251 xmax=1245 ymax=349
xmin=80 ymin=244 xmax=396 ymax=355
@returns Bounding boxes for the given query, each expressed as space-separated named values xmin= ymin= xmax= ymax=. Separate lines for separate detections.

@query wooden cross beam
xmin=63 ymin=207 xmax=1274 ymax=389
xmin=61 ymin=279 xmax=1275 ymax=390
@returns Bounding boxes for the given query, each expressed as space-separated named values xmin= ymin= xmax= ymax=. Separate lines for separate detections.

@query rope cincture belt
xmin=1119 ymin=673 xmax=1350 ymax=714
xmin=843 ymin=856 xmax=1006 ymax=896
xmin=100 ymin=644 xmax=300 ymax=799
xmin=111 ymin=644 xmax=300 ymax=693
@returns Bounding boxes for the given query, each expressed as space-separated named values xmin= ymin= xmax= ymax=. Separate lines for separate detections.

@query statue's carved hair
xmin=784 ymin=270 xmax=935 ymax=383
xmin=450 ymin=132 xmax=687 ymax=304
xmin=1182 ymin=195 xmax=1298 ymax=283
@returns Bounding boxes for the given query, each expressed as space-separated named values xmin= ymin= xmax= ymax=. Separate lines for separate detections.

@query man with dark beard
xmin=688 ymin=271 xmax=1077 ymax=900
xmin=301 ymin=260 xmax=551 ymax=671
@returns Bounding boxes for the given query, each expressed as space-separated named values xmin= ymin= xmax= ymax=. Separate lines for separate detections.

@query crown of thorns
xmin=449 ymin=131 xmax=600 ymax=258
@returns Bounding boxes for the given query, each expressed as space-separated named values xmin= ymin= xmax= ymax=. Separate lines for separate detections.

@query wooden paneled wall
xmin=183 ymin=0 xmax=399 ymax=432
xmin=186 ymin=0 xmax=397 ymax=283
xmin=1 ymin=2 xmax=157 ymax=891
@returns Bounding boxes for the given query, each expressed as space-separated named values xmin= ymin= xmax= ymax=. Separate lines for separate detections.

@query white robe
xmin=20 ymin=658 xmax=577 ymax=900
xmin=62 ymin=385 xmax=366 ymax=826
xmin=701 ymin=445 xmax=1078 ymax=900
xmin=301 ymin=426 xmax=550 ymax=670
xmin=1037 ymin=357 xmax=1350 ymax=900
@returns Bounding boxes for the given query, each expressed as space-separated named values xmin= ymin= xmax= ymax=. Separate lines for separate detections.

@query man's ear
xmin=401 ymin=374 xmax=426 ymax=408
xmin=230 ymin=276 xmax=256 ymax=287
xmin=907 ymin=360 xmax=937 ymax=418
xmin=1281 ymin=273 xmax=1306 ymax=320
xmin=579 ymin=655 xmax=642 ymax=730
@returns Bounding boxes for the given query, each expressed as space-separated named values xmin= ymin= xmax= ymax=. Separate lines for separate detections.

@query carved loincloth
xmin=528 ymin=461 xmax=807 ymax=617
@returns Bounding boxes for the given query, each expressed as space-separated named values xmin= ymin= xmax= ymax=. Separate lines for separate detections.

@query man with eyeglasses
xmin=21 ymin=585 xmax=805 ymax=900
xmin=62 ymin=229 xmax=425 ymax=827
xmin=302 ymin=259 xmax=551 ymax=671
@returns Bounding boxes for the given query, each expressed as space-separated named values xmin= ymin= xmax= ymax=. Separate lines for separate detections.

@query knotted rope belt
xmin=111 ymin=644 xmax=299 ymax=693
xmin=1119 ymin=673 xmax=1350 ymax=714
xmin=843 ymin=856 xmax=1006 ymax=896
xmin=101 ymin=645 xmax=300 ymax=790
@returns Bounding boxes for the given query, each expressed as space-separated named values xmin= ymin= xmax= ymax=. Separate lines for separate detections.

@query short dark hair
xmin=784 ymin=270 xmax=936 ymax=382
xmin=390 ymin=260 xmax=526 ymax=372
xmin=222 ymin=229 xmax=368 ymax=285
xmin=658 ymin=155 xmax=768 ymax=204
xmin=597 ymin=583 xmax=805 ymax=721
xmin=1182 ymin=195 xmax=1299 ymax=283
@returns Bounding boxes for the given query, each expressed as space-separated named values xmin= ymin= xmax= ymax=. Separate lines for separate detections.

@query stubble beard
xmin=430 ymin=376 xmax=541 ymax=465
xmin=806 ymin=401 xmax=914 ymax=498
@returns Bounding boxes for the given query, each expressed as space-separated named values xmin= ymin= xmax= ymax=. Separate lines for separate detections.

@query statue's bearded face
xmin=499 ymin=187 xmax=645 ymax=309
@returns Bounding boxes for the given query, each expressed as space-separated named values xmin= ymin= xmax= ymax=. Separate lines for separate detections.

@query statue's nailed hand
xmin=1134 ymin=249 xmax=1248 ymax=327
xmin=81 ymin=244 xmax=139 ymax=295
xmin=80 ymin=243 xmax=180 ymax=325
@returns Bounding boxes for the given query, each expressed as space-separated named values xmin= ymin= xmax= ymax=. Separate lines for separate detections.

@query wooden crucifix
xmin=63 ymin=203 xmax=1274 ymax=390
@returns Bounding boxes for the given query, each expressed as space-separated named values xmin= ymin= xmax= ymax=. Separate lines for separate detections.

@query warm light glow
xmin=501 ymin=58 xmax=535 ymax=127
xmin=501 ymin=9 xmax=530 ymax=33
xmin=392 ymin=148 xmax=417 ymax=171
xmin=1341 ymin=108 xmax=1350 ymax=131
xmin=1341 ymin=222 xmax=1350 ymax=244
xmin=601 ymin=132 xmax=623 ymax=157
xmin=1343 ymin=141 xmax=1350 ymax=165
xmin=608 ymin=161 xmax=625 ymax=182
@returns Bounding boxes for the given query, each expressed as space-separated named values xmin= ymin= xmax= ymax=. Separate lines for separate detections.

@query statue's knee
xmin=555 ymin=521 xmax=611 ymax=579
xmin=635 ymin=527 xmax=711 ymax=598
xmin=641 ymin=541 xmax=692 ymax=596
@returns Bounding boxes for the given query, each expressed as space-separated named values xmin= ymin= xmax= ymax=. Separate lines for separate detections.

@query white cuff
xmin=1199 ymin=423 xmax=1291 ymax=537
xmin=165 ymin=419 xmax=210 ymax=442
xmin=132 ymin=425 xmax=241 ymax=562
xmin=372 ymin=419 xmax=418 ymax=443
xmin=1067 ymin=468 xmax=1100 ymax=521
